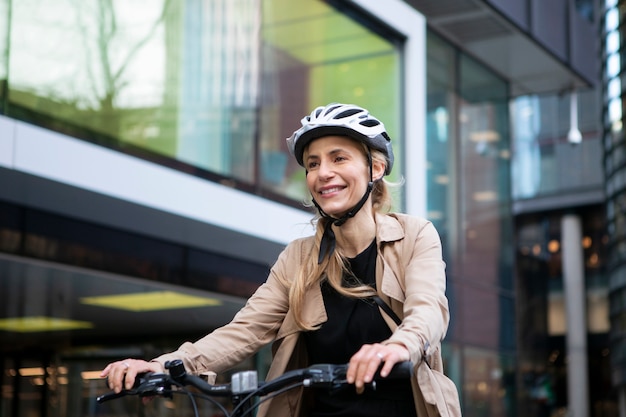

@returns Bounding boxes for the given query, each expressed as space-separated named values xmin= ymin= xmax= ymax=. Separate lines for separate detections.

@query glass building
xmin=0 ymin=0 xmax=610 ymax=416
xmin=603 ymin=0 xmax=626 ymax=415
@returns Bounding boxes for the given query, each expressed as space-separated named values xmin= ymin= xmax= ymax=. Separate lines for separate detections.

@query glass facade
xmin=261 ymin=0 xmax=402 ymax=199
xmin=603 ymin=0 xmax=626 ymax=396
xmin=0 ymin=1 xmax=407 ymax=416
xmin=511 ymin=90 xmax=603 ymax=200
xmin=2 ymin=0 xmax=607 ymax=416
xmin=1 ymin=0 xmax=401 ymax=204
xmin=0 ymin=200 xmax=271 ymax=298
xmin=0 ymin=0 xmax=7 ymax=114
xmin=515 ymin=207 xmax=613 ymax=417
xmin=426 ymin=32 xmax=515 ymax=417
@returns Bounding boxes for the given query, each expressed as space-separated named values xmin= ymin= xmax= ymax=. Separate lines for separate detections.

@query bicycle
xmin=97 ymin=359 xmax=414 ymax=417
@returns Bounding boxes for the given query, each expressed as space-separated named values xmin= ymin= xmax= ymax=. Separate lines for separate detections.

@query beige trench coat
xmin=155 ymin=213 xmax=460 ymax=417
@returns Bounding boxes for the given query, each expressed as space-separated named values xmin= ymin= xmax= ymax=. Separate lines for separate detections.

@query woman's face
xmin=304 ymin=135 xmax=383 ymax=218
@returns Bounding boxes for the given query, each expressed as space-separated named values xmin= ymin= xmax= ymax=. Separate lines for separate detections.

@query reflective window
xmin=575 ymin=0 xmax=594 ymax=21
xmin=7 ymin=0 xmax=259 ymax=181
xmin=4 ymin=0 xmax=401 ymax=204
xmin=259 ymin=0 xmax=401 ymax=200
xmin=426 ymin=31 xmax=516 ymax=416
xmin=511 ymin=90 xmax=603 ymax=199
xmin=463 ymin=347 xmax=517 ymax=417
xmin=426 ymin=35 xmax=513 ymax=289
xmin=0 ymin=200 xmax=270 ymax=300
xmin=425 ymin=33 xmax=455 ymax=249
xmin=458 ymin=54 xmax=512 ymax=289
xmin=516 ymin=207 xmax=612 ymax=417
xmin=0 ymin=0 xmax=7 ymax=110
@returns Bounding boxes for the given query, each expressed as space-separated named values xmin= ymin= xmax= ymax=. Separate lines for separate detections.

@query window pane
xmin=510 ymin=91 xmax=603 ymax=199
xmin=259 ymin=0 xmax=402 ymax=202
xmin=459 ymin=55 xmax=512 ymax=289
xmin=8 ymin=0 xmax=259 ymax=183
xmin=426 ymin=32 xmax=456 ymax=255
xmin=0 ymin=0 xmax=8 ymax=111
xmin=463 ymin=346 xmax=517 ymax=417
xmin=7 ymin=0 xmax=402 ymax=205
xmin=515 ymin=207 xmax=610 ymax=417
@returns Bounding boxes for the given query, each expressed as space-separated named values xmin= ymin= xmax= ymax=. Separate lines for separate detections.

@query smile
xmin=320 ymin=187 xmax=343 ymax=195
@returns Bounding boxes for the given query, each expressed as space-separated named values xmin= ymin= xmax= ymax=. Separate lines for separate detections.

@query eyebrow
xmin=328 ymin=148 xmax=345 ymax=155
xmin=306 ymin=148 xmax=346 ymax=159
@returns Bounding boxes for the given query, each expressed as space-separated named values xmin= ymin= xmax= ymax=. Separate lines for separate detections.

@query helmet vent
xmin=335 ymin=108 xmax=361 ymax=119
xmin=361 ymin=119 xmax=380 ymax=127
xmin=324 ymin=104 xmax=342 ymax=115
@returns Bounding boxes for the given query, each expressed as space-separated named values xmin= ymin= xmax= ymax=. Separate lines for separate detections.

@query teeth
xmin=321 ymin=187 xmax=341 ymax=195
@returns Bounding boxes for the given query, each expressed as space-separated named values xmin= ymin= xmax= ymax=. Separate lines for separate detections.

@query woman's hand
xmin=346 ymin=343 xmax=410 ymax=394
xmin=100 ymin=359 xmax=164 ymax=393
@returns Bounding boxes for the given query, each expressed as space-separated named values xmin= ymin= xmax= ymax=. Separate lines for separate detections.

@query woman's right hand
xmin=100 ymin=359 xmax=164 ymax=393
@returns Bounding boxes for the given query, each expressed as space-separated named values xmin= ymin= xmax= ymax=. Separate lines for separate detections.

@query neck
xmin=333 ymin=209 xmax=377 ymax=258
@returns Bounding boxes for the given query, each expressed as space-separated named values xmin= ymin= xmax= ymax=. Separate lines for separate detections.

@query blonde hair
xmin=290 ymin=147 xmax=394 ymax=330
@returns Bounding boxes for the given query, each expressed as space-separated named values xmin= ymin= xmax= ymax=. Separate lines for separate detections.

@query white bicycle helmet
xmin=286 ymin=103 xmax=394 ymax=174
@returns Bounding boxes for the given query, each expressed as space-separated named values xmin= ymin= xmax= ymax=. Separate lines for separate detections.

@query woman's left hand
xmin=346 ymin=342 xmax=410 ymax=394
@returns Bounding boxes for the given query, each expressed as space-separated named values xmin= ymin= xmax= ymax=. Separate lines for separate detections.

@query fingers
xmin=346 ymin=343 xmax=410 ymax=394
xmin=123 ymin=361 xmax=138 ymax=391
xmin=346 ymin=345 xmax=384 ymax=394
xmin=100 ymin=359 xmax=160 ymax=393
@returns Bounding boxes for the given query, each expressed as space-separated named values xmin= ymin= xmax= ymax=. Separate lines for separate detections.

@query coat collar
xmin=278 ymin=213 xmax=408 ymax=339
xmin=374 ymin=212 xmax=406 ymax=243
xmin=374 ymin=213 xmax=407 ymax=302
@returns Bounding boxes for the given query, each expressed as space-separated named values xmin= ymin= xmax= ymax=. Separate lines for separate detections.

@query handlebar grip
xmin=98 ymin=372 xmax=169 ymax=404
xmin=103 ymin=371 xmax=153 ymax=391
xmin=377 ymin=361 xmax=414 ymax=380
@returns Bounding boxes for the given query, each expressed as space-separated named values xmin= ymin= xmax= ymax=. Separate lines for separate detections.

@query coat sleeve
xmin=153 ymin=239 xmax=303 ymax=375
xmin=384 ymin=219 xmax=449 ymax=366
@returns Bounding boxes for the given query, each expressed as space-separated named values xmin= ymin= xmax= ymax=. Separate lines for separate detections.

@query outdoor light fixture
xmin=568 ymin=90 xmax=583 ymax=145
xmin=0 ymin=317 xmax=93 ymax=332
xmin=81 ymin=290 xmax=222 ymax=312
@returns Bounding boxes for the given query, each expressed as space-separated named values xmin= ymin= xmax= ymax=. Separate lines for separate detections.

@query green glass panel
xmin=0 ymin=0 xmax=7 ymax=112
xmin=6 ymin=0 xmax=401 ymax=203
xmin=8 ymin=0 xmax=177 ymax=152
xmin=260 ymin=0 xmax=401 ymax=203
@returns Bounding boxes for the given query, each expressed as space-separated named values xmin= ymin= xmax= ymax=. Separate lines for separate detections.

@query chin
xmin=316 ymin=199 xmax=354 ymax=218
xmin=322 ymin=208 xmax=349 ymax=219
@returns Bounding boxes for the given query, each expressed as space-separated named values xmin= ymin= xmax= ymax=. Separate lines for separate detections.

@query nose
xmin=317 ymin=160 xmax=334 ymax=180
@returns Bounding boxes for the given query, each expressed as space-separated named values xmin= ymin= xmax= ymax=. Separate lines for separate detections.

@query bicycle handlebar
xmin=96 ymin=359 xmax=414 ymax=404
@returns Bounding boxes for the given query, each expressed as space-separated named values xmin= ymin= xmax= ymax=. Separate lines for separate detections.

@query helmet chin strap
xmin=313 ymin=152 xmax=375 ymax=264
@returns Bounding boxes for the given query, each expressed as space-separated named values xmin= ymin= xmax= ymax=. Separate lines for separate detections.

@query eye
xmin=307 ymin=160 xmax=319 ymax=170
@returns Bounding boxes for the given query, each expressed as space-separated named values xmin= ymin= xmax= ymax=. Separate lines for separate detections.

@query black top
xmin=303 ymin=240 xmax=416 ymax=417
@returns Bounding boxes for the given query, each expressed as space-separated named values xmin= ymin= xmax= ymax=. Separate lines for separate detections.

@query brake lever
xmin=301 ymin=364 xmax=353 ymax=393
xmin=96 ymin=373 xmax=173 ymax=403
xmin=305 ymin=361 xmax=413 ymax=393
xmin=96 ymin=390 xmax=130 ymax=403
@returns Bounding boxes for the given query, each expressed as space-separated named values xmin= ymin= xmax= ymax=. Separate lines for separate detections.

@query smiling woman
xmin=0 ymin=0 xmax=427 ymax=416
xmin=101 ymin=103 xmax=459 ymax=417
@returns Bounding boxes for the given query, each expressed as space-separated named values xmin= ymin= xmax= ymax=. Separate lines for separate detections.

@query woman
xmin=101 ymin=103 xmax=456 ymax=417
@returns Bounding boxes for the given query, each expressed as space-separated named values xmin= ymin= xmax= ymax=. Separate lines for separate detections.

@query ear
xmin=371 ymin=158 xmax=386 ymax=181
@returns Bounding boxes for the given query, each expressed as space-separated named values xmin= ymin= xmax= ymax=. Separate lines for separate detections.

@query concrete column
xmin=562 ymin=214 xmax=589 ymax=417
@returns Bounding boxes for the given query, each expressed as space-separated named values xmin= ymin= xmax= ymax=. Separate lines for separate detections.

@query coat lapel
xmin=375 ymin=213 xmax=407 ymax=303
xmin=275 ymin=275 xmax=326 ymax=340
